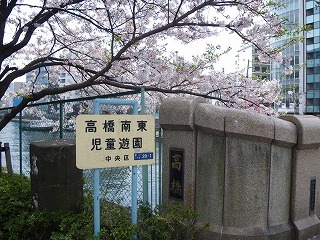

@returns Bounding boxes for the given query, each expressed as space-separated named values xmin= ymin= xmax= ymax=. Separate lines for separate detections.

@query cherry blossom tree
xmin=0 ymin=0 xmax=302 ymax=130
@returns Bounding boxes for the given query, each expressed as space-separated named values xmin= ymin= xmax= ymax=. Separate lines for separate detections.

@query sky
xmin=165 ymin=31 xmax=243 ymax=73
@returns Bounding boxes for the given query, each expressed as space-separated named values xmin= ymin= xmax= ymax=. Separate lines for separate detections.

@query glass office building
xmin=305 ymin=0 xmax=320 ymax=113
xmin=271 ymin=0 xmax=301 ymax=114
xmin=271 ymin=0 xmax=320 ymax=114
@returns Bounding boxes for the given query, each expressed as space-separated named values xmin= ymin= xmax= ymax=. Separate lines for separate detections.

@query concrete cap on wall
xmin=224 ymin=107 xmax=274 ymax=143
xmin=159 ymin=97 xmax=206 ymax=131
xmin=159 ymin=97 xmax=300 ymax=147
xmin=194 ymin=103 xmax=226 ymax=136
xmin=194 ymin=103 xmax=297 ymax=146
xmin=194 ymin=103 xmax=276 ymax=142
xmin=31 ymin=139 xmax=75 ymax=147
xmin=280 ymin=115 xmax=320 ymax=149
xmin=273 ymin=118 xmax=297 ymax=148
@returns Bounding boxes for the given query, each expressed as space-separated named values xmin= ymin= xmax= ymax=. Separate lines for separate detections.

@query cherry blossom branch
xmin=0 ymin=0 xmax=288 ymax=130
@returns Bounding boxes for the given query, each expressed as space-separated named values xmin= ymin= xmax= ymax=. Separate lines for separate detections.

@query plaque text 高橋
xmin=169 ymin=148 xmax=184 ymax=200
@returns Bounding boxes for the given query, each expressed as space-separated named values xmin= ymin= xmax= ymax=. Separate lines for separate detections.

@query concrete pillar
xmin=193 ymin=103 xmax=226 ymax=239
xmin=159 ymin=97 xmax=206 ymax=209
xmin=30 ymin=139 xmax=83 ymax=213
xmin=281 ymin=115 xmax=320 ymax=240
xmin=268 ymin=118 xmax=296 ymax=234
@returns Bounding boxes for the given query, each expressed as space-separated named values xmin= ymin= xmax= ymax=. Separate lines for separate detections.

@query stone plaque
xmin=310 ymin=178 xmax=316 ymax=214
xmin=169 ymin=148 xmax=184 ymax=200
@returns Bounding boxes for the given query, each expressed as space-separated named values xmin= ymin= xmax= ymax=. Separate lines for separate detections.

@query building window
xmin=307 ymin=38 xmax=314 ymax=45
xmin=307 ymin=67 xmax=314 ymax=75
xmin=307 ymin=8 xmax=314 ymax=16
xmin=307 ymin=84 xmax=314 ymax=91
xmin=314 ymin=82 xmax=320 ymax=90
xmin=307 ymin=23 xmax=314 ymax=29
xmin=307 ymin=52 xmax=314 ymax=59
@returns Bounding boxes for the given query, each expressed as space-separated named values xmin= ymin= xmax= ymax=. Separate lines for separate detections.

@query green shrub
xmin=0 ymin=173 xmax=207 ymax=240
xmin=0 ymin=173 xmax=31 ymax=239
xmin=137 ymin=201 xmax=206 ymax=240
xmin=0 ymin=173 xmax=76 ymax=239
xmin=0 ymin=173 xmax=134 ymax=240
xmin=138 ymin=201 xmax=172 ymax=240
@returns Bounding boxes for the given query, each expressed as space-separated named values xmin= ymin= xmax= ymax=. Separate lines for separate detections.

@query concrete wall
xmin=159 ymin=97 xmax=320 ymax=240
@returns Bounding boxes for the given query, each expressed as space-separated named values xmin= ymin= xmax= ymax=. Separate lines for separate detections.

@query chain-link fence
xmin=0 ymin=90 xmax=162 ymax=207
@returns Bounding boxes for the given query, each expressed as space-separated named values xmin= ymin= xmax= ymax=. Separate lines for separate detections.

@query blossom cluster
xmin=0 ymin=0 xmax=294 ymax=119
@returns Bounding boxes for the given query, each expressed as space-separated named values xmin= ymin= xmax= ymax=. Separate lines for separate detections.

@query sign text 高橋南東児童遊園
xmin=76 ymin=115 xmax=155 ymax=169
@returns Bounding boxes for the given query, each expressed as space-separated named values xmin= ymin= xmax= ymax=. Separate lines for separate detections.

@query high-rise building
xmin=271 ymin=0 xmax=301 ymax=114
xmin=271 ymin=0 xmax=320 ymax=114
xmin=305 ymin=0 xmax=320 ymax=114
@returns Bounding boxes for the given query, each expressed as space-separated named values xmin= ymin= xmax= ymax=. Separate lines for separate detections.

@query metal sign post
xmin=76 ymin=99 xmax=155 ymax=239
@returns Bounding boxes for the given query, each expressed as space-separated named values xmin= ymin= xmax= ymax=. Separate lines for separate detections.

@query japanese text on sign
xmin=169 ymin=148 xmax=184 ymax=200
xmin=76 ymin=115 xmax=155 ymax=169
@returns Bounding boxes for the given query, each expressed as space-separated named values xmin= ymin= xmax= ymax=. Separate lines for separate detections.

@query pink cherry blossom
xmin=0 ymin=0 xmax=299 ymax=130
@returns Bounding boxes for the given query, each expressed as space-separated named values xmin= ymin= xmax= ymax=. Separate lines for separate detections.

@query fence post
xmin=141 ymin=87 xmax=149 ymax=203
xmin=4 ymin=143 xmax=13 ymax=175
xmin=59 ymin=102 xmax=63 ymax=139
xmin=0 ymin=141 xmax=2 ymax=174
xmin=158 ymin=128 xmax=162 ymax=205
xmin=19 ymin=112 xmax=22 ymax=175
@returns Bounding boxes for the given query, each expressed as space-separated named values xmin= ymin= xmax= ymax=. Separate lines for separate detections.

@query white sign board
xmin=76 ymin=114 xmax=155 ymax=169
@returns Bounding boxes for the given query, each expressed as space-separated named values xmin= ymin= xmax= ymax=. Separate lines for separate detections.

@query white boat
xmin=22 ymin=120 xmax=54 ymax=131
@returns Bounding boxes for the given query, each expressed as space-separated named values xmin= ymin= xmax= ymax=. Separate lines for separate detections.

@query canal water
xmin=0 ymin=121 xmax=30 ymax=174
xmin=0 ymin=121 xmax=73 ymax=175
